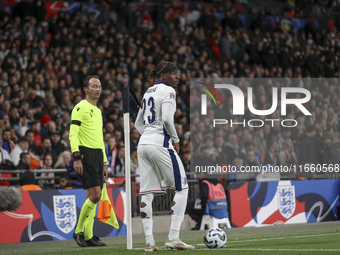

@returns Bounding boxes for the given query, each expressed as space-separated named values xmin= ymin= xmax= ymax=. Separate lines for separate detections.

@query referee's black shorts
xmin=79 ymin=146 xmax=104 ymax=189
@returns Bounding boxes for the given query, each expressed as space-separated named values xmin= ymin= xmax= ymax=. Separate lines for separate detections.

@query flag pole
xmin=123 ymin=87 xmax=133 ymax=250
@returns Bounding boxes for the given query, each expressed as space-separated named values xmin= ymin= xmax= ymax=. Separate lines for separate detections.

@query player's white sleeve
xmin=134 ymin=108 xmax=144 ymax=135
xmin=162 ymin=101 xmax=180 ymax=143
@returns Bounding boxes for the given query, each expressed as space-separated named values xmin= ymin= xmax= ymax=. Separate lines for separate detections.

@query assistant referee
xmin=69 ymin=75 xmax=108 ymax=247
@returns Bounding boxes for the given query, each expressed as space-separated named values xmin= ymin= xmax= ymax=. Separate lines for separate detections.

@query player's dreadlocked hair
xmin=148 ymin=61 xmax=178 ymax=80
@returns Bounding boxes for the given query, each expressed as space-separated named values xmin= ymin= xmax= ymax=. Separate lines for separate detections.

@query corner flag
xmin=123 ymin=86 xmax=141 ymax=250
xmin=123 ymin=86 xmax=141 ymax=118
xmin=96 ymin=183 xmax=119 ymax=229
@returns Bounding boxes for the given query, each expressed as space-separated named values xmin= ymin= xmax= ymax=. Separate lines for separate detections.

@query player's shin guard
xmin=140 ymin=193 xmax=155 ymax=245
xmin=75 ymin=198 xmax=96 ymax=233
xmin=169 ymin=188 xmax=188 ymax=240
xmin=84 ymin=203 xmax=97 ymax=240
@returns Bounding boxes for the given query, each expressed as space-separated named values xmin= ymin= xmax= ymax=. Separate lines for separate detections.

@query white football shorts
xmin=137 ymin=144 xmax=188 ymax=195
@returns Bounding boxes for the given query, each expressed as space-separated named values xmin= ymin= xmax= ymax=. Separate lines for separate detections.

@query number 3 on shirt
xmin=142 ymin=97 xmax=155 ymax=124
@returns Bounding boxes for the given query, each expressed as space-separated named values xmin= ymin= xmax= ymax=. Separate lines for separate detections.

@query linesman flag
xmin=96 ymin=183 xmax=119 ymax=229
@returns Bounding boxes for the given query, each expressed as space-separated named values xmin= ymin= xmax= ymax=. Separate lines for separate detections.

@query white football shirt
xmin=135 ymin=81 xmax=179 ymax=148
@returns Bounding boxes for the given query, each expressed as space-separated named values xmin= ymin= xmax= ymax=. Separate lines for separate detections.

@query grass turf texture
xmin=1 ymin=221 xmax=340 ymax=255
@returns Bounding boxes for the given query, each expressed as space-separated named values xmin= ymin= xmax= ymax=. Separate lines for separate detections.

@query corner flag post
xmin=123 ymin=86 xmax=141 ymax=250
xmin=123 ymin=86 xmax=132 ymax=250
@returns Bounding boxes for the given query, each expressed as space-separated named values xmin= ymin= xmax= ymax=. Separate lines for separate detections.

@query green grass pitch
xmin=1 ymin=221 xmax=340 ymax=255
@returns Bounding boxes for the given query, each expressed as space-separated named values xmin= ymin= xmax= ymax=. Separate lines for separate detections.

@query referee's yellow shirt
xmin=69 ymin=99 xmax=108 ymax=163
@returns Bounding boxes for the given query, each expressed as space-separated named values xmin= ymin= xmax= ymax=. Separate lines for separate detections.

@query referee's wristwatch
xmin=73 ymin=151 xmax=82 ymax=161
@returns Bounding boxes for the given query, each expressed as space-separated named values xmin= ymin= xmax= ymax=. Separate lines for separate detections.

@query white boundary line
xmin=190 ymin=248 xmax=340 ymax=251
xmin=132 ymin=232 xmax=340 ymax=251
xmin=226 ymin=248 xmax=340 ymax=252
xmin=230 ymin=232 xmax=340 ymax=243
xmin=133 ymin=247 xmax=340 ymax=252
xmin=196 ymin=232 xmax=340 ymax=244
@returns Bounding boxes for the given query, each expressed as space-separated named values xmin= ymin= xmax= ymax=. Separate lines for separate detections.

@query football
xmin=203 ymin=227 xmax=227 ymax=249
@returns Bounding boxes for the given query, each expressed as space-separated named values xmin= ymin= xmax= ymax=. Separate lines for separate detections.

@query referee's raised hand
xmin=73 ymin=160 xmax=83 ymax=176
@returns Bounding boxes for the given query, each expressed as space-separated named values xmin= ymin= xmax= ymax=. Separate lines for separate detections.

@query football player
xmin=135 ymin=61 xmax=194 ymax=251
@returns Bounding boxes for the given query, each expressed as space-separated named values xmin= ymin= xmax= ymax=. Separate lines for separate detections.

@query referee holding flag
xmin=69 ymin=75 xmax=108 ymax=247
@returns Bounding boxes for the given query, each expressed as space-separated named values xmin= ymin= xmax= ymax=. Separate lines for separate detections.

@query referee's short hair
xmin=83 ymin=75 xmax=100 ymax=88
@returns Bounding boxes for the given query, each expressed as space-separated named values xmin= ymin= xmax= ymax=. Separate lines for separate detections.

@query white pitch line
xmin=196 ymin=232 xmax=340 ymax=245
xmin=226 ymin=248 xmax=340 ymax=252
xmin=132 ymin=232 xmax=340 ymax=251
xmin=133 ymin=247 xmax=340 ymax=252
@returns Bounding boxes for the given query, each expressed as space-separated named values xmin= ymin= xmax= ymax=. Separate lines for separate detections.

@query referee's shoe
xmin=86 ymin=236 xmax=107 ymax=246
xmin=73 ymin=232 xmax=87 ymax=247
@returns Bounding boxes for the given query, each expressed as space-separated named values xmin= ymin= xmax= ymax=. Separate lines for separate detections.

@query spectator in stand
xmin=59 ymin=174 xmax=72 ymax=189
xmin=181 ymin=149 xmax=191 ymax=176
xmin=193 ymin=146 xmax=215 ymax=169
xmin=10 ymin=137 xmax=29 ymax=166
xmin=0 ymin=137 xmax=16 ymax=186
xmin=230 ymin=158 xmax=243 ymax=181
xmin=1 ymin=115 xmax=11 ymax=131
xmin=298 ymin=125 xmax=320 ymax=166
xmin=53 ymin=150 xmax=71 ymax=185
xmin=25 ymin=129 xmax=36 ymax=152
xmin=39 ymin=152 xmax=55 ymax=189
xmin=66 ymin=157 xmax=83 ymax=189
xmin=263 ymin=139 xmax=280 ymax=166
xmin=42 ymin=137 xmax=52 ymax=155
xmin=2 ymin=128 xmax=15 ymax=154
xmin=41 ymin=97 xmax=59 ymax=117
xmin=113 ymin=146 xmax=125 ymax=176
xmin=8 ymin=106 xmax=20 ymax=132
xmin=263 ymin=123 xmax=272 ymax=142
xmin=46 ymin=120 xmax=57 ymax=138
xmin=17 ymin=114 xmax=30 ymax=137
xmin=279 ymin=138 xmax=298 ymax=167
xmin=40 ymin=114 xmax=52 ymax=139
xmin=0 ymin=137 xmax=14 ymax=168
xmin=54 ymin=150 xmax=71 ymax=169
xmin=203 ymin=135 xmax=219 ymax=164
xmin=50 ymin=130 xmax=65 ymax=161
xmin=223 ymin=133 xmax=242 ymax=164
xmin=0 ymin=100 xmax=11 ymax=118
xmin=106 ymin=135 xmax=117 ymax=175
xmin=17 ymin=170 xmax=42 ymax=191
xmin=54 ymin=113 xmax=64 ymax=134
xmin=31 ymin=120 xmax=42 ymax=147
xmin=272 ymin=129 xmax=284 ymax=152
xmin=113 ymin=129 xmax=123 ymax=147
xmin=16 ymin=152 xmax=31 ymax=170
xmin=60 ymin=90 xmax=74 ymax=113
xmin=191 ymin=130 xmax=204 ymax=153
xmin=322 ymin=132 xmax=340 ymax=165
xmin=130 ymin=128 xmax=140 ymax=153
xmin=137 ymin=10 xmax=154 ymax=33
xmin=244 ymin=149 xmax=261 ymax=168
xmin=61 ymin=131 xmax=70 ymax=149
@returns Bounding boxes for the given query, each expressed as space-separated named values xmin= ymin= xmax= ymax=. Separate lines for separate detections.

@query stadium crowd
xmin=0 ymin=0 xmax=340 ymax=189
